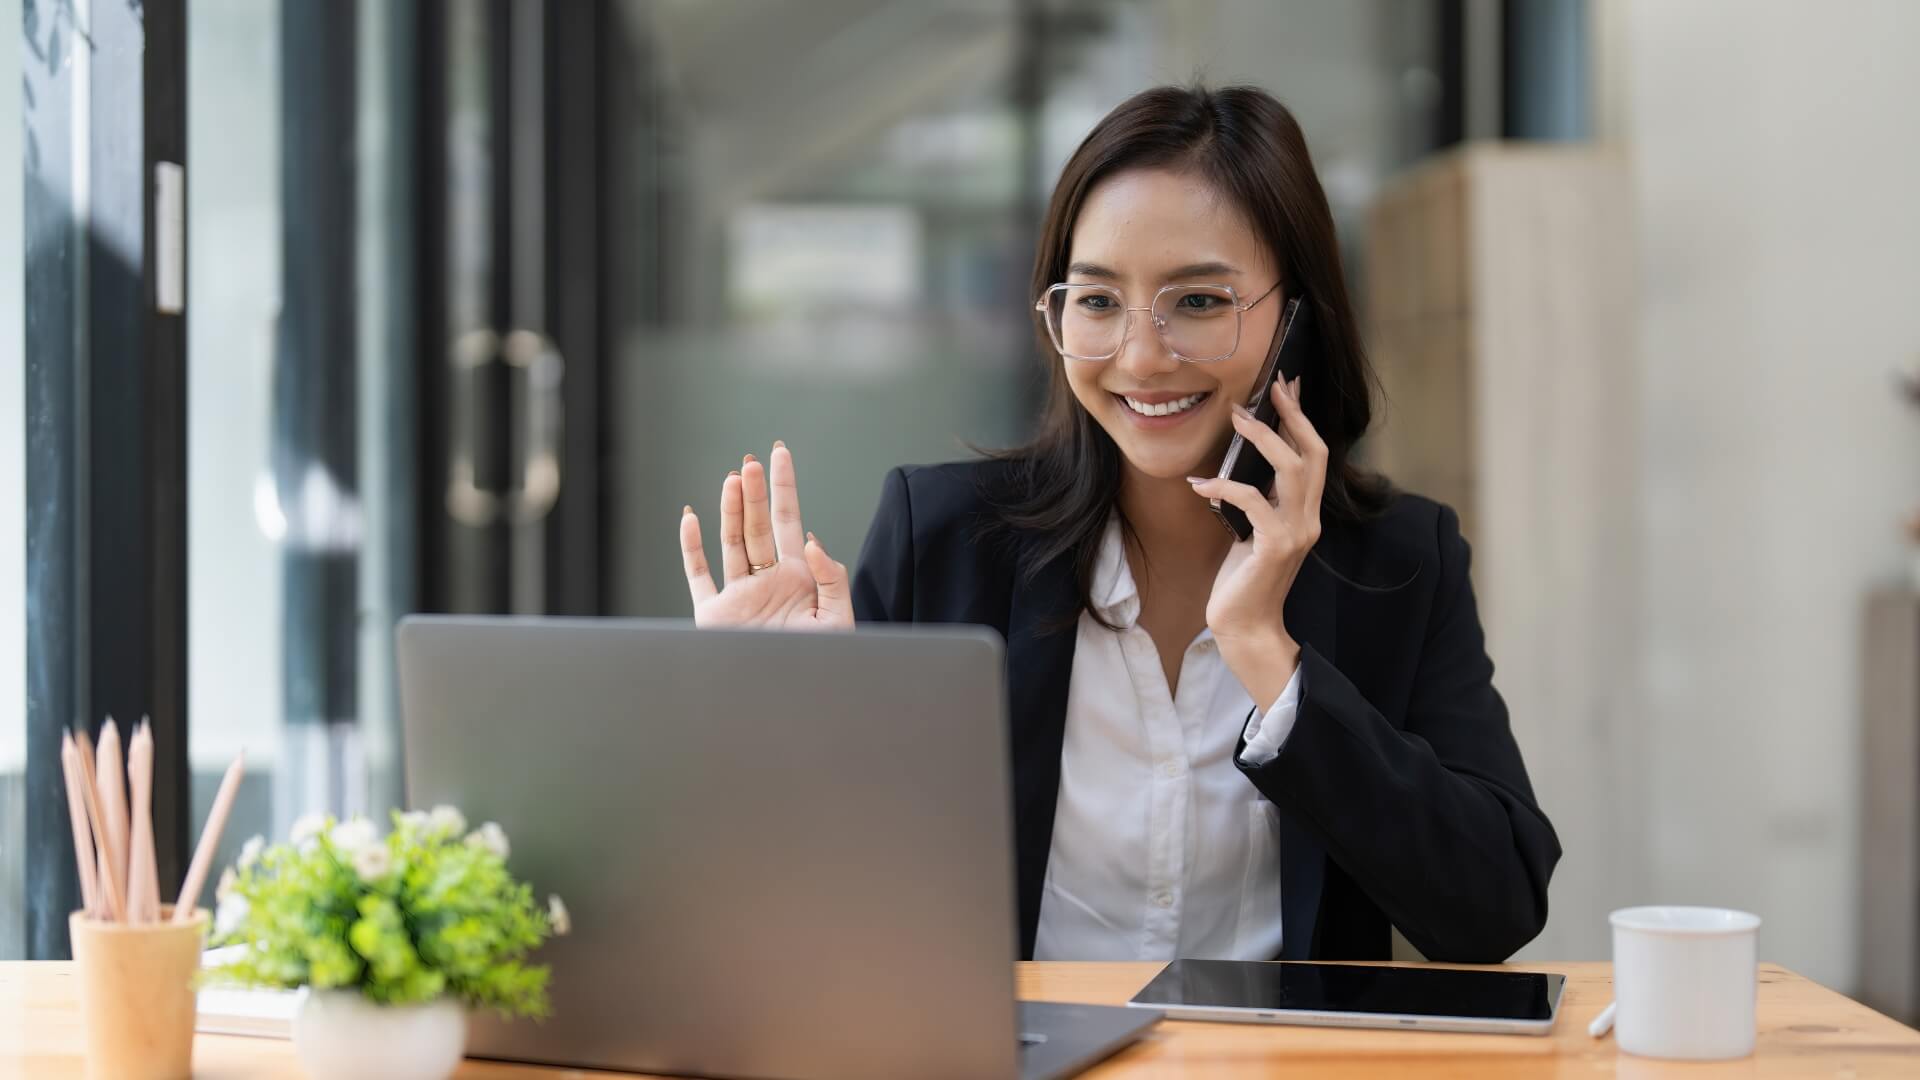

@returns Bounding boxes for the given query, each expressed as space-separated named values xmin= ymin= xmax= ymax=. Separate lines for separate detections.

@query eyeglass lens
xmin=1045 ymin=285 xmax=1242 ymax=361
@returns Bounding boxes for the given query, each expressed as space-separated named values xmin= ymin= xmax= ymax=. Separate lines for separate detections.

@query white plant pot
xmin=292 ymin=989 xmax=468 ymax=1080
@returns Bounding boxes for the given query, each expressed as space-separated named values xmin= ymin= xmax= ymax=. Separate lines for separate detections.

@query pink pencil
xmin=70 ymin=733 xmax=128 ymax=923
xmin=175 ymin=750 xmax=245 ymax=922
xmin=59 ymin=733 xmax=101 ymax=918
xmin=95 ymin=718 xmax=131 ymax=910
xmin=73 ymin=731 xmax=103 ymax=916
xmin=126 ymin=722 xmax=158 ymax=923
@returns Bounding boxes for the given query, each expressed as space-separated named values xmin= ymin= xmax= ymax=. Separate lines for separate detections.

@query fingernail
xmin=806 ymin=531 xmax=817 ymax=544
xmin=1186 ymin=475 xmax=1207 ymax=485
xmin=682 ymin=504 xmax=692 ymax=515
xmin=743 ymin=453 xmax=757 ymax=464
xmin=1232 ymin=403 xmax=1253 ymax=419
xmin=774 ymin=440 xmax=786 ymax=450
xmin=729 ymin=470 xmax=740 ymax=478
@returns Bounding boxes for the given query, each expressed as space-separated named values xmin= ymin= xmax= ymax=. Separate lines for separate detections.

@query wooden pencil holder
xmin=69 ymin=906 xmax=208 ymax=1080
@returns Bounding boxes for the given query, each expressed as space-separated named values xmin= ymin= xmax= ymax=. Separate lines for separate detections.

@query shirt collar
xmin=1088 ymin=514 xmax=1140 ymax=628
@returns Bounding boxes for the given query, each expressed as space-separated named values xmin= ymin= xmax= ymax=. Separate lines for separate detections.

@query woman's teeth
xmin=1121 ymin=392 xmax=1210 ymax=417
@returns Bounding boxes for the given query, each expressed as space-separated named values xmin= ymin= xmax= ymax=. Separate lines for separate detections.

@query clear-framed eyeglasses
xmin=1034 ymin=280 xmax=1282 ymax=363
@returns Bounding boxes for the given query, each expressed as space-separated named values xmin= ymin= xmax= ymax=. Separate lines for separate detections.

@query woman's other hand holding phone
xmin=679 ymin=442 xmax=855 ymax=630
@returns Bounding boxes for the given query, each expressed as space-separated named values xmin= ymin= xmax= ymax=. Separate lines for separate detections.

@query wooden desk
xmin=4 ymin=960 xmax=1917 ymax=1077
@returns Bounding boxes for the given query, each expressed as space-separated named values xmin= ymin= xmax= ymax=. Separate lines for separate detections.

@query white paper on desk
xmin=197 ymin=944 xmax=297 ymax=1039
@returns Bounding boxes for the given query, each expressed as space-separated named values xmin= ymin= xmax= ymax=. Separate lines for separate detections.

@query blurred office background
xmin=4 ymin=0 xmax=1918 ymax=1017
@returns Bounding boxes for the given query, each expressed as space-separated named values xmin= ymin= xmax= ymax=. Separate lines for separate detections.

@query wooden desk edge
xmin=6 ymin=959 xmax=1919 ymax=1079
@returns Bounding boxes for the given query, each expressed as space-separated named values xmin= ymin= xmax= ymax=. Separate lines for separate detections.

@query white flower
xmin=290 ymin=813 xmax=327 ymax=849
xmin=237 ymin=835 xmax=264 ymax=869
xmin=465 ymin=822 xmax=510 ymax=861
xmin=396 ymin=809 xmax=430 ymax=833
xmin=214 ymin=894 xmax=250 ymax=938
xmin=331 ymin=818 xmax=378 ymax=854
xmin=352 ymin=843 xmax=393 ymax=882
xmin=428 ymin=805 xmax=467 ymax=837
xmin=547 ymin=894 xmax=571 ymax=936
xmin=215 ymin=866 xmax=238 ymax=902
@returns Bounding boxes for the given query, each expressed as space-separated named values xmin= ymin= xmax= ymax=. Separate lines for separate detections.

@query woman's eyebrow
xmin=1165 ymin=260 xmax=1241 ymax=279
xmin=1064 ymin=260 xmax=1243 ymax=280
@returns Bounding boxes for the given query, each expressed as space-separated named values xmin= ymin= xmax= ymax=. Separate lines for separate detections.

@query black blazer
xmin=849 ymin=459 xmax=1561 ymax=964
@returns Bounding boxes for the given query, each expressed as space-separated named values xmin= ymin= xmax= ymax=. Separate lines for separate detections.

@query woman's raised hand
xmin=678 ymin=443 xmax=855 ymax=630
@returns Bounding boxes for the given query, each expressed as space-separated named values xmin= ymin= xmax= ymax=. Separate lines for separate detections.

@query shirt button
xmin=1153 ymin=892 xmax=1174 ymax=908
xmin=1160 ymin=761 xmax=1182 ymax=779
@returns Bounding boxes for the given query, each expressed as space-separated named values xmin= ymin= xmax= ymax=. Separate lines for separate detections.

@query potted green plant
xmin=211 ymin=806 xmax=569 ymax=1080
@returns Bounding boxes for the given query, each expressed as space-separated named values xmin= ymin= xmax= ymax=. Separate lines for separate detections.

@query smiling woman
xmin=675 ymin=84 xmax=1560 ymax=966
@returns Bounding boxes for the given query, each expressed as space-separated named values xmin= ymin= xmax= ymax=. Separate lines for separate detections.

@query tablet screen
xmin=1130 ymin=960 xmax=1563 ymax=1021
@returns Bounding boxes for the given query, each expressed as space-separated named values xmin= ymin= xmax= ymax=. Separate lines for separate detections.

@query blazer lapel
xmin=1002 ymin=543 xmax=1079 ymax=960
xmin=1277 ymin=548 xmax=1337 ymax=959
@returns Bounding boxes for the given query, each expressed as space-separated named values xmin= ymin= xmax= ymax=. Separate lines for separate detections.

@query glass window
xmin=605 ymin=0 xmax=1039 ymax=615
xmin=187 ymin=0 xmax=289 ymax=869
xmin=602 ymin=1 xmax=1444 ymax=614
xmin=1 ymin=0 xmax=25 ymax=960
xmin=186 ymin=0 xmax=414 ymax=867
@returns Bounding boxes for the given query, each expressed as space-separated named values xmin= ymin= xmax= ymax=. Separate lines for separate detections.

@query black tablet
xmin=1127 ymin=960 xmax=1565 ymax=1035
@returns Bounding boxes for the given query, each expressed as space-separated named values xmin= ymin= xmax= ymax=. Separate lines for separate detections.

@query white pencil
xmin=1588 ymin=1001 xmax=1617 ymax=1038
xmin=59 ymin=733 xmax=101 ymax=918
xmin=174 ymin=749 xmax=245 ymax=922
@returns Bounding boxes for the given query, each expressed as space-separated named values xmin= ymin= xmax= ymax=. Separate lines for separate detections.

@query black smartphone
xmin=1211 ymin=294 xmax=1316 ymax=541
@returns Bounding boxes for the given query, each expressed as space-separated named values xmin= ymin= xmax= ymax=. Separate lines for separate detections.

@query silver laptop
xmin=398 ymin=616 xmax=1159 ymax=1080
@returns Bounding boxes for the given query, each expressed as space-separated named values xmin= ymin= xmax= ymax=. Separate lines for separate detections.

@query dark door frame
xmin=416 ymin=0 xmax=609 ymax=619
xmin=23 ymin=0 xmax=189 ymax=959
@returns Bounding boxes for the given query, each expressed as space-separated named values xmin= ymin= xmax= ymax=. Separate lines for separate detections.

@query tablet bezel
xmin=1124 ymin=960 xmax=1566 ymax=1036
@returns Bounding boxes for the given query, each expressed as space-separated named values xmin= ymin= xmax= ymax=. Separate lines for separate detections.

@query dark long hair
xmin=985 ymin=84 xmax=1393 ymax=622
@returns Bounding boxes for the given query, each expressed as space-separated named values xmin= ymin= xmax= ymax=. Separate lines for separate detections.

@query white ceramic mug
xmin=1608 ymin=906 xmax=1760 ymax=1060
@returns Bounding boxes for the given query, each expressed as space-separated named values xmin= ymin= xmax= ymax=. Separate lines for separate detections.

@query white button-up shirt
xmin=1033 ymin=517 xmax=1302 ymax=961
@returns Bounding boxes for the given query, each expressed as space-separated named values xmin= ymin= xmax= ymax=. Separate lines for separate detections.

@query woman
xmin=675 ymin=85 xmax=1559 ymax=964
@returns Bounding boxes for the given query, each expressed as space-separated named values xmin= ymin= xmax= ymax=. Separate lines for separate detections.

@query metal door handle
xmin=445 ymin=328 xmax=565 ymax=527
xmin=500 ymin=329 xmax=564 ymax=525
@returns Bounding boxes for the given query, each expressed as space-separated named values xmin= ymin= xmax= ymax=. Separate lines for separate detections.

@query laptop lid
xmin=399 ymin=616 xmax=1020 ymax=1080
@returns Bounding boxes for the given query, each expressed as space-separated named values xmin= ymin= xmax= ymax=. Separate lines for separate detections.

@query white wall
xmin=1598 ymin=0 xmax=1920 ymax=992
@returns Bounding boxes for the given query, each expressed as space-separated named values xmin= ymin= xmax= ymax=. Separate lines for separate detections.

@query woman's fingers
xmin=1229 ymin=402 xmax=1304 ymax=505
xmin=1188 ymin=474 xmax=1284 ymax=537
xmin=1273 ymin=376 xmax=1329 ymax=513
xmin=719 ymin=471 xmax=749 ymax=584
xmin=1266 ymin=378 xmax=1302 ymax=454
xmin=768 ymin=442 xmax=807 ymax=559
xmin=739 ymin=455 xmax=778 ymax=569
xmin=805 ymin=532 xmax=852 ymax=625
xmin=679 ymin=506 xmax=717 ymax=605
